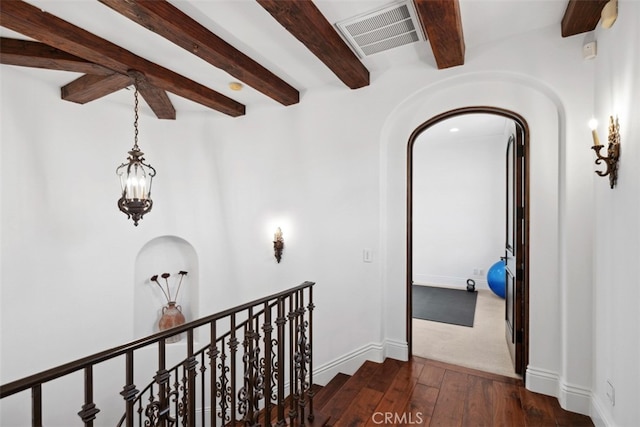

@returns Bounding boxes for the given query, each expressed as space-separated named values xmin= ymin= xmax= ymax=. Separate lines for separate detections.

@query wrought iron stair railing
xmin=0 ymin=281 xmax=315 ymax=427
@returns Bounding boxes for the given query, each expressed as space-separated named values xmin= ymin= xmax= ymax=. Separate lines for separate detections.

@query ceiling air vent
xmin=335 ymin=1 xmax=425 ymax=58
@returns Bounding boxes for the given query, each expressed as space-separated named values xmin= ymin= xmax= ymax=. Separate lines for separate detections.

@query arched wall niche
xmin=134 ymin=235 xmax=199 ymax=340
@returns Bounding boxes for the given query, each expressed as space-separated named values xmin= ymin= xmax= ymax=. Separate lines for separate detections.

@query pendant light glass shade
xmin=116 ymin=148 xmax=155 ymax=226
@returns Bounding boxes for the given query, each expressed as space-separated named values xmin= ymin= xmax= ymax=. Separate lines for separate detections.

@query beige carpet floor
xmin=412 ymin=287 xmax=521 ymax=379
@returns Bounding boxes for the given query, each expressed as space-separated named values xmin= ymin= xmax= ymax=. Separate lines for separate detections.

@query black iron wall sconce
xmin=590 ymin=115 xmax=620 ymax=189
xmin=273 ymin=227 xmax=284 ymax=263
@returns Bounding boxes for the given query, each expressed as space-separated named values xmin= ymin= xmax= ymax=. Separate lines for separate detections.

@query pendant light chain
xmin=133 ymin=79 xmax=140 ymax=151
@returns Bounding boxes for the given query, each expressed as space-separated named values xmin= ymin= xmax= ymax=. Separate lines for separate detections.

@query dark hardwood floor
xmin=312 ymin=356 xmax=593 ymax=427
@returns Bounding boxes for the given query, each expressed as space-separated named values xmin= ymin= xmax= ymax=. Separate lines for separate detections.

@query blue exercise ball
xmin=487 ymin=260 xmax=506 ymax=299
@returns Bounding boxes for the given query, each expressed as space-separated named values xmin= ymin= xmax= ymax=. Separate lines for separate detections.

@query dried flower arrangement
xmin=150 ymin=271 xmax=188 ymax=303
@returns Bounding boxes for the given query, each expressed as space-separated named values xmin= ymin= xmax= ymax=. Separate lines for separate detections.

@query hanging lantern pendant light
xmin=116 ymin=73 xmax=156 ymax=226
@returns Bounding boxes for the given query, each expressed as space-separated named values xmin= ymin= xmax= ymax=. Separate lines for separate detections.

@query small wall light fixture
xmin=273 ymin=227 xmax=284 ymax=263
xmin=116 ymin=71 xmax=156 ymax=226
xmin=590 ymin=115 xmax=620 ymax=189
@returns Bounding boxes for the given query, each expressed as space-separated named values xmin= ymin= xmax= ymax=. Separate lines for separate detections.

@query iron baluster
xmin=269 ymin=336 xmax=278 ymax=418
xmin=77 ymin=365 xmax=100 ymax=426
xmin=275 ymin=297 xmax=286 ymax=426
xmin=154 ymin=339 xmax=170 ymax=427
xmin=252 ymin=313 xmax=264 ymax=426
xmin=199 ymin=352 xmax=206 ymax=427
xmin=143 ymin=385 xmax=157 ymax=426
xmin=136 ymin=393 xmax=142 ymax=426
xmin=216 ymin=336 xmax=230 ymax=424
xmin=238 ymin=313 xmax=252 ymax=421
xmin=288 ymin=294 xmax=297 ymax=424
xmin=262 ymin=301 xmax=274 ymax=427
xmin=238 ymin=308 xmax=266 ymax=426
xmin=208 ymin=321 xmax=219 ymax=427
xmin=179 ymin=364 xmax=186 ymax=426
xmin=120 ymin=351 xmax=138 ymax=427
xmin=307 ymin=286 xmax=315 ymax=422
xmin=32 ymin=384 xmax=42 ymax=427
xmin=296 ymin=289 xmax=308 ymax=425
xmin=229 ymin=315 xmax=238 ymax=426
xmin=247 ymin=313 xmax=256 ymax=424
xmin=172 ymin=365 xmax=181 ymax=426
xmin=185 ymin=329 xmax=198 ymax=427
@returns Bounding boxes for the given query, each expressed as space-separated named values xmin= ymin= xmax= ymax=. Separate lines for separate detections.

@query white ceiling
xmin=0 ymin=0 xmax=569 ymax=116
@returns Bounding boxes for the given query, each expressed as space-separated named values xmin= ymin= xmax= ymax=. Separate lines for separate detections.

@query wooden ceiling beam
xmin=98 ymin=0 xmax=299 ymax=106
xmin=256 ymin=0 xmax=369 ymax=89
xmin=561 ymin=0 xmax=608 ymax=37
xmin=1 ymin=37 xmax=174 ymax=119
xmin=0 ymin=0 xmax=245 ymax=117
xmin=0 ymin=37 xmax=112 ymax=75
xmin=128 ymin=70 xmax=176 ymax=120
xmin=62 ymin=72 xmax=176 ymax=120
xmin=62 ymin=73 xmax=131 ymax=104
xmin=413 ymin=0 xmax=465 ymax=69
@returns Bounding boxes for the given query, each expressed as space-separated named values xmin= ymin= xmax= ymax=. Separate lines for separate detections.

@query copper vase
xmin=158 ymin=301 xmax=186 ymax=343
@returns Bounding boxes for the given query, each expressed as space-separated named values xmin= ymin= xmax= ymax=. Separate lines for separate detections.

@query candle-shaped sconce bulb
xmin=589 ymin=118 xmax=601 ymax=146
xmin=610 ymin=115 xmax=618 ymax=141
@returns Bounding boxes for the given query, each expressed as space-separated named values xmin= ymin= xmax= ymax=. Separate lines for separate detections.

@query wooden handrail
xmin=0 ymin=281 xmax=314 ymax=399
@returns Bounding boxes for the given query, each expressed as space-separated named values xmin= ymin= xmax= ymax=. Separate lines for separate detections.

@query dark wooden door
xmin=505 ymin=129 xmax=525 ymax=374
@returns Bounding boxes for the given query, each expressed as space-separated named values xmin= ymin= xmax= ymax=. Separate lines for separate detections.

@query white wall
xmin=589 ymin=2 xmax=640 ymax=426
xmin=412 ymin=124 xmax=506 ymax=290
xmin=1 ymin=15 xmax=627 ymax=425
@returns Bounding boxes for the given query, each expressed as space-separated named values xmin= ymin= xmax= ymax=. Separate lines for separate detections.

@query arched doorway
xmin=406 ymin=106 xmax=529 ymax=378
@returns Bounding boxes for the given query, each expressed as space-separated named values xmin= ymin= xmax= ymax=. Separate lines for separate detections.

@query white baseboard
xmin=526 ymin=365 xmax=560 ymax=397
xmin=559 ymin=381 xmax=592 ymax=416
xmin=312 ymin=339 xmax=409 ymax=386
xmin=590 ymin=394 xmax=615 ymax=427
xmin=526 ymin=365 xmax=593 ymax=417
xmin=312 ymin=342 xmax=385 ymax=386
xmin=383 ymin=338 xmax=408 ymax=361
